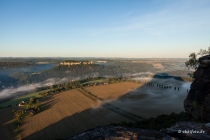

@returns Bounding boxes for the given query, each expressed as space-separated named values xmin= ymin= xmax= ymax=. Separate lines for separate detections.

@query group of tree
xmin=185 ymin=47 xmax=210 ymax=77
xmin=13 ymin=98 xmax=40 ymax=123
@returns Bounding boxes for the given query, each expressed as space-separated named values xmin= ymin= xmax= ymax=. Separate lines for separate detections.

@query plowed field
xmin=21 ymin=89 xmax=131 ymax=140
xmin=85 ymin=82 xmax=141 ymax=100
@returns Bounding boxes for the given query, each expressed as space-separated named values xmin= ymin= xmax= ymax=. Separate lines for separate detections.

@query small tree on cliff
xmin=185 ymin=47 xmax=210 ymax=77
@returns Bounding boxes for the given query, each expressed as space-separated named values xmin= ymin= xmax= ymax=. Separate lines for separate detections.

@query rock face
xmin=184 ymin=54 xmax=210 ymax=121
xmin=68 ymin=123 xmax=210 ymax=140
xmin=68 ymin=125 xmax=177 ymax=140
xmin=162 ymin=122 xmax=210 ymax=140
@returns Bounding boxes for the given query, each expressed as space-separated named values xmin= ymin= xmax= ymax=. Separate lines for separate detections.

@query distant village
xmin=60 ymin=61 xmax=93 ymax=66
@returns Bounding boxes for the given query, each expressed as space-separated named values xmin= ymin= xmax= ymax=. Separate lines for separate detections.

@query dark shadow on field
xmin=111 ymin=73 xmax=190 ymax=118
xmin=0 ymin=95 xmax=58 ymax=140
xmin=24 ymin=107 xmax=126 ymax=140
xmin=39 ymin=96 xmax=60 ymax=112
xmin=0 ymin=107 xmax=19 ymax=140
xmin=23 ymin=73 xmax=191 ymax=140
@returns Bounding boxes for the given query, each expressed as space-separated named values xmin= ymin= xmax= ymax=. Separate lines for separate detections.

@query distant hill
xmin=16 ymin=64 xmax=128 ymax=84
xmin=0 ymin=62 xmax=34 ymax=68
xmin=11 ymin=63 xmax=156 ymax=85
xmin=0 ymin=59 xmax=192 ymax=86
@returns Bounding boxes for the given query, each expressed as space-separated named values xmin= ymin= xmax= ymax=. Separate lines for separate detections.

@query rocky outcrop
xmin=68 ymin=125 xmax=177 ymax=140
xmin=184 ymin=54 xmax=210 ymax=121
xmin=68 ymin=123 xmax=210 ymax=140
xmin=162 ymin=122 xmax=210 ymax=140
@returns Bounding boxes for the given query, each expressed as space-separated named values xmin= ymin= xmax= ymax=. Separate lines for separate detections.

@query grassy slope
xmin=0 ymin=89 xmax=51 ymax=107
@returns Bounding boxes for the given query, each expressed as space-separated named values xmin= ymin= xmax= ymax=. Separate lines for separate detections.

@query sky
xmin=0 ymin=0 xmax=210 ymax=58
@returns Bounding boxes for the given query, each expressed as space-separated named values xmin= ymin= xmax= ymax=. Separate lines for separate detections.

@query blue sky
xmin=0 ymin=0 xmax=210 ymax=58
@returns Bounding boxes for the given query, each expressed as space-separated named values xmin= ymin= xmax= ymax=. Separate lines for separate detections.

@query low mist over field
xmin=1 ymin=0 xmax=209 ymax=139
xmin=111 ymin=78 xmax=191 ymax=118
xmin=0 ymin=58 xmax=192 ymax=101
xmin=0 ymin=78 xmax=68 ymax=101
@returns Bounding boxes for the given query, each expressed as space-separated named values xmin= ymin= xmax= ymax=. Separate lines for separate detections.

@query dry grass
xmin=85 ymin=82 xmax=142 ymax=100
xmin=1 ymin=81 xmax=187 ymax=139
xmin=19 ymin=89 xmax=130 ymax=140
xmin=0 ymin=82 xmax=143 ymax=140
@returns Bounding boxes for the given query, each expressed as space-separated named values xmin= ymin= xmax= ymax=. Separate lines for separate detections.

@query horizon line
xmin=0 ymin=56 xmax=188 ymax=59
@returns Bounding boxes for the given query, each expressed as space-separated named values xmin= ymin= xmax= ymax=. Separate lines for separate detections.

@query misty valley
xmin=1 ymin=0 xmax=210 ymax=139
xmin=0 ymin=58 xmax=191 ymax=101
xmin=0 ymin=58 xmax=197 ymax=139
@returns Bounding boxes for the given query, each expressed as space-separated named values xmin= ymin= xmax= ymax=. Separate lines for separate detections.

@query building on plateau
xmin=60 ymin=61 xmax=92 ymax=66
xmin=97 ymin=61 xmax=107 ymax=63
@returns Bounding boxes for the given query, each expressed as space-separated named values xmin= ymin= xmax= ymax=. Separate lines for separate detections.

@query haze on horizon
xmin=0 ymin=0 xmax=210 ymax=58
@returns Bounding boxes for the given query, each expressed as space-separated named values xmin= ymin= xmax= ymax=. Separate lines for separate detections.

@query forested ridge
xmin=0 ymin=62 xmax=34 ymax=68
xmin=15 ymin=64 xmax=154 ymax=84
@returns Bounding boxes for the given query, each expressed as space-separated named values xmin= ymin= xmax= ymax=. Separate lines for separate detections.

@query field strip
xmin=77 ymin=88 xmax=143 ymax=122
